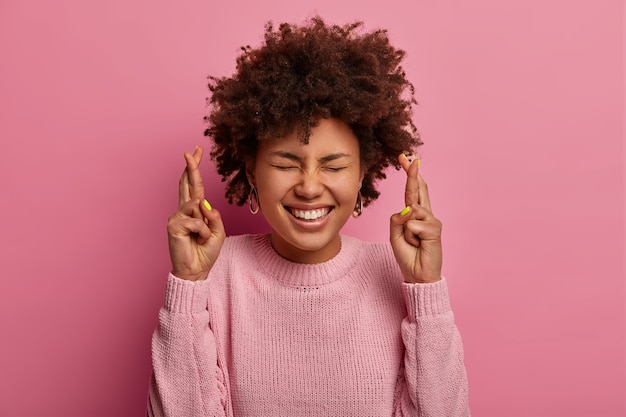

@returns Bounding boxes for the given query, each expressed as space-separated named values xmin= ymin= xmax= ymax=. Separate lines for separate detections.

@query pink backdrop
xmin=0 ymin=0 xmax=623 ymax=415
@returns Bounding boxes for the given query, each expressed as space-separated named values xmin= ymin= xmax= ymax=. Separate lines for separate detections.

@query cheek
xmin=256 ymin=175 xmax=289 ymax=205
xmin=328 ymin=176 xmax=361 ymax=201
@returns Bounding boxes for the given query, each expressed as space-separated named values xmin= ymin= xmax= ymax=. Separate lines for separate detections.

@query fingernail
xmin=417 ymin=159 xmax=421 ymax=168
xmin=194 ymin=145 xmax=199 ymax=152
xmin=400 ymin=206 xmax=410 ymax=216
xmin=401 ymin=153 xmax=409 ymax=160
xmin=203 ymin=199 xmax=212 ymax=211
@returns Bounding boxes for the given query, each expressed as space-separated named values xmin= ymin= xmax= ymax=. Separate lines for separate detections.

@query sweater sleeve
xmin=393 ymin=278 xmax=470 ymax=417
xmin=147 ymin=274 xmax=230 ymax=417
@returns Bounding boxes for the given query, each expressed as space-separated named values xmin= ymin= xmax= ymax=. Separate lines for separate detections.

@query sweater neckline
xmin=252 ymin=234 xmax=362 ymax=287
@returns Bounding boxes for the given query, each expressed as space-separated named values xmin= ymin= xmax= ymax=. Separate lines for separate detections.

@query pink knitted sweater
xmin=148 ymin=234 xmax=469 ymax=416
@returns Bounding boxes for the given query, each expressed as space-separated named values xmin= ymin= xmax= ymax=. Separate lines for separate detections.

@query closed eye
xmin=272 ymin=165 xmax=298 ymax=171
xmin=323 ymin=166 xmax=347 ymax=172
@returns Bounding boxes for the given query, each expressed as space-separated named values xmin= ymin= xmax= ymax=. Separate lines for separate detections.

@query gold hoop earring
xmin=352 ymin=192 xmax=363 ymax=218
xmin=248 ymin=185 xmax=260 ymax=215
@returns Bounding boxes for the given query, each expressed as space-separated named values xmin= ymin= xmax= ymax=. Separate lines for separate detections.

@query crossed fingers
xmin=398 ymin=154 xmax=431 ymax=212
xmin=179 ymin=146 xmax=205 ymax=207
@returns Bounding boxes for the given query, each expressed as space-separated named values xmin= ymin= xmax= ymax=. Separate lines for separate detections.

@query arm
xmin=389 ymin=155 xmax=470 ymax=415
xmin=148 ymin=275 xmax=230 ymax=417
xmin=393 ymin=280 xmax=469 ymax=416
xmin=148 ymin=146 xmax=229 ymax=416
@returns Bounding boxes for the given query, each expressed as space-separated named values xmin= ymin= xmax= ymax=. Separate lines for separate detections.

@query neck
xmin=269 ymin=232 xmax=341 ymax=264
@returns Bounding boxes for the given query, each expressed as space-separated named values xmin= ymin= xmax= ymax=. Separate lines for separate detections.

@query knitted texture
xmin=148 ymin=234 xmax=469 ymax=416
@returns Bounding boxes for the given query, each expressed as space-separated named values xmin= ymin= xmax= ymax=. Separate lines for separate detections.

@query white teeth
xmin=291 ymin=208 xmax=329 ymax=220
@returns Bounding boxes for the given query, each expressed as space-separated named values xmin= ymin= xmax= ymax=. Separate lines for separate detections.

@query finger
xmin=171 ymin=199 xmax=206 ymax=224
xmin=390 ymin=207 xmax=410 ymax=245
xmin=398 ymin=153 xmax=411 ymax=172
xmin=404 ymin=158 xmax=420 ymax=207
xmin=192 ymin=145 xmax=204 ymax=165
xmin=168 ymin=215 xmax=213 ymax=243
xmin=178 ymin=146 xmax=206 ymax=207
xmin=169 ymin=199 xmax=225 ymax=246
xmin=184 ymin=149 xmax=205 ymax=201
xmin=390 ymin=205 xmax=420 ymax=247
xmin=179 ymin=165 xmax=191 ymax=207
xmin=404 ymin=218 xmax=440 ymax=243
xmin=404 ymin=226 xmax=421 ymax=248
xmin=199 ymin=199 xmax=226 ymax=244
xmin=417 ymin=174 xmax=432 ymax=211
xmin=398 ymin=152 xmax=421 ymax=172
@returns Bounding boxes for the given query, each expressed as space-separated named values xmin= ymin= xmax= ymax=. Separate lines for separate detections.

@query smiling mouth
xmin=287 ymin=207 xmax=332 ymax=221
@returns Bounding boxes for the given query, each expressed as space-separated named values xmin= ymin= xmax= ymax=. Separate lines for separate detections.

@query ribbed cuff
xmin=402 ymin=277 xmax=451 ymax=318
xmin=163 ymin=273 xmax=211 ymax=314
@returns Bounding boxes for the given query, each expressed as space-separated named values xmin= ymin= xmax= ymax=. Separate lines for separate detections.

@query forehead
xmin=258 ymin=118 xmax=360 ymax=157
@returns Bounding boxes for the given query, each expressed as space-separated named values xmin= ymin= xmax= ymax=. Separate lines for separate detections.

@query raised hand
xmin=389 ymin=155 xmax=442 ymax=284
xmin=166 ymin=146 xmax=226 ymax=281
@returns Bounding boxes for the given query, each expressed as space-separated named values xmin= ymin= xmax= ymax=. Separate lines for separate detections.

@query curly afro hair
xmin=204 ymin=16 xmax=422 ymax=207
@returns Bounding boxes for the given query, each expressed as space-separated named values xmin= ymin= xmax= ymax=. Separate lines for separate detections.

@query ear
xmin=358 ymin=168 xmax=365 ymax=189
xmin=245 ymin=160 xmax=256 ymax=186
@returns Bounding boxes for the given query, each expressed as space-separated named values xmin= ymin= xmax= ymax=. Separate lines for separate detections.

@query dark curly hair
xmin=204 ymin=16 xmax=422 ymax=207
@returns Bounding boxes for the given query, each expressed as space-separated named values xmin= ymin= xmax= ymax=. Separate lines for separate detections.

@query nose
xmin=294 ymin=170 xmax=324 ymax=199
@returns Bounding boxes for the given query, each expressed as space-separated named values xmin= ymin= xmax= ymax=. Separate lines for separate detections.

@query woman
xmin=148 ymin=17 xmax=470 ymax=416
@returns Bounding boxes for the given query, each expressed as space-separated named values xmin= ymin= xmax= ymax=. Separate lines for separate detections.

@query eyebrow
xmin=270 ymin=151 xmax=352 ymax=163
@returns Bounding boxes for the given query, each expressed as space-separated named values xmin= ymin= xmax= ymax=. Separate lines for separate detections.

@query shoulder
xmin=210 ymin=234 xmax=266 ymax=275
xmin=221 ymin=233 xmax=259 ymax=252
xmin=342 ymin=234 xmax=394 ymax=257
xmin=341 ymin=235 xmax=404 ymax=305
xmin=221 ymin=233 xmax=275 ymax=254
xmin=341 ymin=235 xmax=400 ymax=274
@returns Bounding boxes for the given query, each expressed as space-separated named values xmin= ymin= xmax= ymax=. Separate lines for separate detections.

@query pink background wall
xmin=0 ymin=0 xmax=623 ymax=415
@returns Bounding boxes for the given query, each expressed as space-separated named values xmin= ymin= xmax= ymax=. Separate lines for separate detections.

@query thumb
xmin=389 ymin=205 xmax=411 ymax=242
xmin=199 ymin=199 xmax=226 ymax=244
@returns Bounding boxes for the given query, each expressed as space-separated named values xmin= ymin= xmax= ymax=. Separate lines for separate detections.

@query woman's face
xmin=250 ymin=118 xmax=364 ymax=264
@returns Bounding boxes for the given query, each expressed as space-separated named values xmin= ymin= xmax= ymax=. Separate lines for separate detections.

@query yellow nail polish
xmin=417 ymin=159 xmax=421 ymax=168
xmin=400 ymin=206 xmax=410 ymax=216
xmin=194 ymin=145 xmax=199 ymax=152
xmin=203 ymin=199 xmax=212 ymax=211
xmin=401 ymin=153 xmax=409 ymax=160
